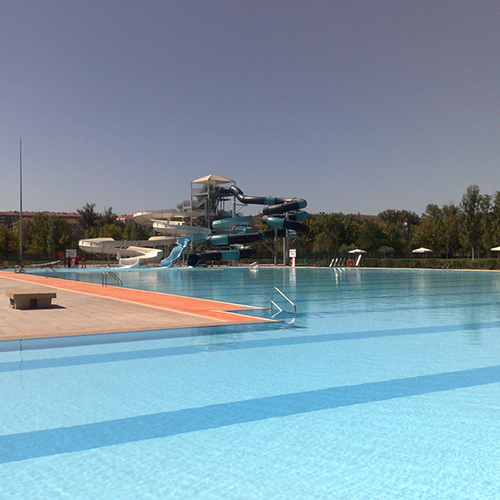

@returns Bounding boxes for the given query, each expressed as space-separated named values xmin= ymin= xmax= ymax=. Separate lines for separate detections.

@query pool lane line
xmin=2 ymin=364 xmax=500 ymax=464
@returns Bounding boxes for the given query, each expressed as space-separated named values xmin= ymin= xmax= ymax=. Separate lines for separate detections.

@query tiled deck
xmin=0 ymin=270 xmax=273 ymax=342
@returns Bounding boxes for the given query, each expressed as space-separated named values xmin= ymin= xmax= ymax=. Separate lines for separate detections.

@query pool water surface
xmin=1 ymin=268 xmax=500 ymax=499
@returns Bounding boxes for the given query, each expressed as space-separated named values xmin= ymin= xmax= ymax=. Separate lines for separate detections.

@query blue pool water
xmin=1 ymin=268 xmax=500 ymax=499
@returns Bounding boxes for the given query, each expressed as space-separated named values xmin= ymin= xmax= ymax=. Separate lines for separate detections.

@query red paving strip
xmin=0 ymin=270 xmax=273 ymax=326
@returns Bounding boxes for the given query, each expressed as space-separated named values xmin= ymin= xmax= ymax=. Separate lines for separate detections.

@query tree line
xmin=1 ymin=185 xmax=500 ymax=261
xmin=0 ymin=203 xmax=151 ymax=260
xmin=293 ymin=185 xmax=500 ymax=259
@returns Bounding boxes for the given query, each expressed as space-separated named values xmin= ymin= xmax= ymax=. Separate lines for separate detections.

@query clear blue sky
xmin=1 ymin=1 xmax=499 ymax=216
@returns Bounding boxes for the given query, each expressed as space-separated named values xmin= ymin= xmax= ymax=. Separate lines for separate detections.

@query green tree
xmin=411 ymin=218 xmax=442 ymax=254
xmin=441 ymin=204 xmax=460 ymax=257
xmin=411 ymin=204 xmax=445 ymax=255
xmin=99 ymin=207 xmax=117 ymax=226
xmin=305 ymin=214 xmax=341 ymax=252
xmin=0 ymin=225 xmax=13 ymax=259
xmin=342 ymin=216 xmax=361 ymax=248
xmin=28 ymin=213 xmax=50 ymax=254
xmin=492 ymin=191 xmax=500 ymax=216
xmin=77 ymin=203 xmax=126 ymax=241
xmin=122 ymin=221 xmax=152 ymax=241
xmin=410 ymin=203 xmax=460 ymax=258
xmin=459 ymin=185 xmax=483 ymax=259
xmin=484 ymin=191 xmax=500 ymax=252
xmin=378 ymin=209 xmax=420 ymax=256
xmin=25 ymin=213 xmax=73 ymax=257
xmin=487 ymin=218 xmax=500 ymax=251
xmin=98 ymin=224 xmax=123 ymax=240
xmin=378 ymin=209 xmax=420 ymax=228
xmin=77 ymin=203 xmax=98 ymax=232
xmin=381 ymin=222 xmax=405 ymax=256
xmin=356 ymin=219 xmax=385 ymax=254
xmin=312 ymin=232 xmax=336 ymax=253
xmin=10 ymin=219 xmax=31 ymax=256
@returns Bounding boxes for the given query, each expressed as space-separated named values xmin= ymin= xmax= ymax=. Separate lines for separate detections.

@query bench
xmin=6 ymin=291 xmax=57 ymax=310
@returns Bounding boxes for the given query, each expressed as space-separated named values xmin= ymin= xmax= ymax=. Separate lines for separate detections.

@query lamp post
xmin=19 ymin=138 xmax=23 ymax=264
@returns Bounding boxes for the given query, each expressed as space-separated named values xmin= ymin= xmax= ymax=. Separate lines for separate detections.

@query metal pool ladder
xmin=102 ymin=271 xmax=123 ymax=287
xmin=44 ymin=267 xmax=60 ymax=278
xmin=270 ymin=286 xmax=296 ymax=317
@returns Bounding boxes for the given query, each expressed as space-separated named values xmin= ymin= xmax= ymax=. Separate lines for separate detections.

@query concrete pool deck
xmin=0 ymin=270 xmax=274 ymax=342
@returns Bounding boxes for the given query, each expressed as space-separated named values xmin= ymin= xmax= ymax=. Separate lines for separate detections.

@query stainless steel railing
xmin=102 ymin=271 xmax=123 ymax=287
xmin=270 ymin=286 xmax=296 ymax=316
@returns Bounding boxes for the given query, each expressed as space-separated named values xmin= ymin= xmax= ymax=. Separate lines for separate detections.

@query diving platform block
xmin=6 ymin=291 xmax=57 ymax=310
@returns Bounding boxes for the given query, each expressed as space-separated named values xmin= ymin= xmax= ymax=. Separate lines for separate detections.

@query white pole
xmin=19 ymin=138 xmax=23 ymax=263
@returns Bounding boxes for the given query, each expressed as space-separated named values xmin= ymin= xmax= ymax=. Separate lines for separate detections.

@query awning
xmin=192 ymin=174 xmax=234 ymax=185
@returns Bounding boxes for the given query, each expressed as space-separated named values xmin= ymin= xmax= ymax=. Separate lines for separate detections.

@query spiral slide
xmin=79 ymin=211 xmax=210 ymax=268
xmin=78 ymin=237 xmax=170 ymax=267
xmin=187 ymin=186 xmax=308 ymax=267
xmin=225 ymin=185 xmax=309 ymax=233
xmin=211 ymin=215 xmax=254 ymax=231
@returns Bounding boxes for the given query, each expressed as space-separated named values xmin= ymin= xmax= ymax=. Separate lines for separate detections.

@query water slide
xmin=132 ymin=209 xmax=204 ymax=226
xmin=223 ymin=185 xmax=309 ymax=233
xmin=117 ymin=247 xmax=163 ymax=267
xmin=187 ymin=186 xmax=308 ymax=267
xmin=78 ymin=184 xmax=308 ymax=268
xmin=79 ymin=209 xmax=210 ymax=268
xmin=152 ymin=219 xmax=211 ymax=238
xmin=211 ymin=215 xmax=254 ymax=231
xmin=78 ymin=237 xmax=172 ymax=267
xmin=151 ymin=219 xmax=211 ymax=267
xmin=160 ymin=236 xmax=192 ymax=268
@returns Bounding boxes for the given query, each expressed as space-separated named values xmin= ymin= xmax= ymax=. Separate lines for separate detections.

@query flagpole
xmin=19 ymin=138 xmax=23 ymax=263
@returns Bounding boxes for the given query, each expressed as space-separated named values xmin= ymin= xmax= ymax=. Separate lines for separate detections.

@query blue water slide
xmin=217 ymin=185 xmax=309 ymax=235
xmin=161 ymin=236 xmax=192 ymax=268
xmin=187 ymin=246 xmax=256 ymax=267
xmin=188 ymin=185 xmax=309 ymax=267
xmin=211 ymin=216 xmax=254 ymax=230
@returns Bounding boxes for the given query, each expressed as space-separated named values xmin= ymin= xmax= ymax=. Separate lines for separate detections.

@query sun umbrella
xmin=412 ymin=247 xmax=432 ymax=253
xmin=491 ymin=246 xmax=500 ymax=251
xmin=348 ymin=249 xmax=366 ymax=253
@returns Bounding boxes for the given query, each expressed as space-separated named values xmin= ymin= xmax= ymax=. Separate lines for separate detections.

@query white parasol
xmin=412 ymin=247 xmax=432 ymax=254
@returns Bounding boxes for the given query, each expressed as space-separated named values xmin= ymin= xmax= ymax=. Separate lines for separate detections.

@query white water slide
xmin=78 ymin=209 xmax=210 ymax=268
xmin=132 ymin=209 xmax=204 ymax=226
xmin=78 ymin=237 xmax=171 ymax=267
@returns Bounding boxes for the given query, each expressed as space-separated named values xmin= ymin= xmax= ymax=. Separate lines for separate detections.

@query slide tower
xmin=187 ymin=184 xmax=308 ymax=267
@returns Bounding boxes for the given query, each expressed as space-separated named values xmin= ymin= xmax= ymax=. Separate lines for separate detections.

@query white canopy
xmin=348 ymin=248 xmax=366 ymax=254
xmin=491 ymin=246 xmax=500 ymax=251
xmin=192 ymin=174 xmax=233 ymax=185
xmin=412 ymin=247 xmax=432 ymax=253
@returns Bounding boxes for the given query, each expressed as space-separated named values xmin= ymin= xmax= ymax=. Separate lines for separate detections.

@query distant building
xmin=0 ymin=212 xmax=20 ymax=228
xmin=116 ymin=214 xmax=134 ymax=223
xmin=0 ymin=211 xmax=81 ymax=229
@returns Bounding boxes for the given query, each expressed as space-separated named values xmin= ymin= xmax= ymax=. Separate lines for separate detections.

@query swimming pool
xmin=1 ymin=268 xmax=500 ymax=499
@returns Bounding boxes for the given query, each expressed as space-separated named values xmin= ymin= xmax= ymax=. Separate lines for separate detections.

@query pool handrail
xmin=270 ymin=286 xmax=296 ymax=316
xmin=102 ymin=271 xmax=123 ymax=287
xmin=44 ymin=267 xmax=60 ymax=277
